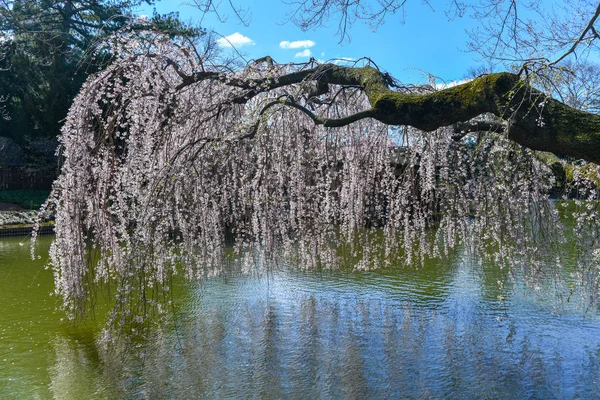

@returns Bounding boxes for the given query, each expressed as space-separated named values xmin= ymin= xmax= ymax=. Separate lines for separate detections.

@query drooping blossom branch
xmin=35 ymin=31 xmax=599 ymax=330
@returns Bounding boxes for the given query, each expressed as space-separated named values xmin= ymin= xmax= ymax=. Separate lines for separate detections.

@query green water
xmin=1 ymin=235 xmax=600 ymax=399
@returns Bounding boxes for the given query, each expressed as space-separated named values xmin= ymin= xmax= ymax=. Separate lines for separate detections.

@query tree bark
xmin=321 ymin=67 xmax=600 ymax=164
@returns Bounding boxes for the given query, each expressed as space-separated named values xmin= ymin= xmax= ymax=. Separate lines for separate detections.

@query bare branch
xmin=551 ymin=2 xmax=600 ymax=66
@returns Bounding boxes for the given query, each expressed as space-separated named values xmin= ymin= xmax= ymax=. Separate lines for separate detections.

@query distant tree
xmin=552 ymin=60 xmax=600 ymax=115
xmin=0 ymin=0 xmax=202 ymax=143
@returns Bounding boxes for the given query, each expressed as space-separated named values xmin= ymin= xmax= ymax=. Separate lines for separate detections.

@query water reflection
xmin=2 ymin=236 xmax=600 ymax=398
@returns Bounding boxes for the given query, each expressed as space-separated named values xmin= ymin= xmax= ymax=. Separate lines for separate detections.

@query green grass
xmin=0 ymin=190 xmax=50 ymax=209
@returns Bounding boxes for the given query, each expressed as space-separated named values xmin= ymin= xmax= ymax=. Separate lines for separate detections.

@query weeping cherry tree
xmin=34 ymin=30 xmax=600 ymax=330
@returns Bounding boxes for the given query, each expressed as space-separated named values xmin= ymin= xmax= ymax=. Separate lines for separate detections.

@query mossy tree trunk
xmin=320 ymin=67 xmax=600 ymax=164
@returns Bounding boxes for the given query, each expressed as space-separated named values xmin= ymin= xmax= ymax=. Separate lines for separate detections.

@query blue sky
xmin=139 ymin=1 xmax=483 ymax=86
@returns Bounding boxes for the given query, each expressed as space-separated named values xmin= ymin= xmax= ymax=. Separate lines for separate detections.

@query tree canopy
xmin=0 ymin=0 xmax=201 ymax=143
xmin=32 ymin=1 xmax=600 ymax=330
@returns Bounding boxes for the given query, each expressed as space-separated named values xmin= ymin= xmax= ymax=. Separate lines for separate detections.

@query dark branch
xmin=452 ymin=119 xmax=507 ymax=140
xmin=551 ymin=3 xmax=600 ymax=66
xmin=259 ymin=97 xmax=377 ymax=128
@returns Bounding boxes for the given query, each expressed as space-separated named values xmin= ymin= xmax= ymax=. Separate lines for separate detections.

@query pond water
xmin=1 ymin=235 xmax=600 ymax=399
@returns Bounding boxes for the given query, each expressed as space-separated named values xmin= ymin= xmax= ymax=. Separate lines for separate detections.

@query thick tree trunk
xmin=323 ymin=67 xmax=600 ymax=164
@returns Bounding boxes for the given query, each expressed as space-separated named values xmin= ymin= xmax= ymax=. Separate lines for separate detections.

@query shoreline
xmin=0 ymin=203 xmax=53 ymax=236
xmin=0 ymin=224 xmax=54 ymax=237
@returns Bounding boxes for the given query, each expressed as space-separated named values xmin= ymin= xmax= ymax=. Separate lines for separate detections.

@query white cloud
xmin=280 ymin=40 xmax=316 ymax=49
xmin=294 ymin=49 xmax=312 ymax=58
xmin=333 ymin=57 xmax=356 ymax=64
xmin=217 ymin=32 xmax=254 ymax=48
xmin=438 ymin=78 xmax=472 ymax=89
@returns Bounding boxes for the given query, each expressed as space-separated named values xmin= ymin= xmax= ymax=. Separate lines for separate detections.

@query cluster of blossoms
xmin=33 ymin=32 xmax=600 ymax=326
